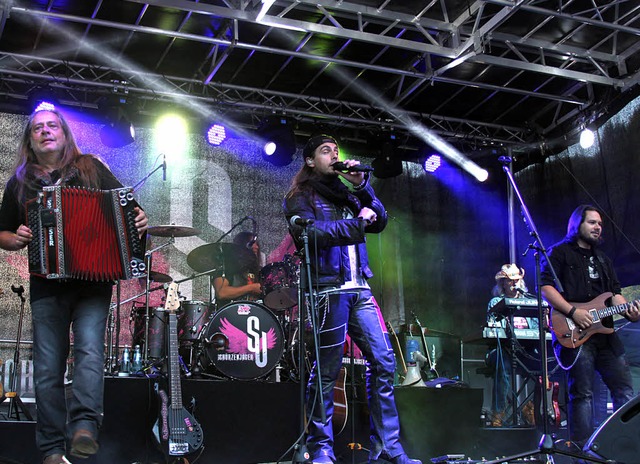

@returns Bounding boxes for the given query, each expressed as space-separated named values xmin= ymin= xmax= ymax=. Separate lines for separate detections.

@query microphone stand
xmin=484 ymin=158 xmax=607 ymax=464
xmin=291 ymin=222 xmax=326 ymax=464
xmin=0 ymin=285 xmax=33 ymax=420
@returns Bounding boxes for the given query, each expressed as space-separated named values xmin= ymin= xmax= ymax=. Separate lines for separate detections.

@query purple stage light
xmin=423 ymin=154 xmax=441 ymax=173
xmin=207 ymin=124 xmax=227 ymax=146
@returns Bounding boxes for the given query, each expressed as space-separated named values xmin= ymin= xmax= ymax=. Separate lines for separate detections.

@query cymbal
xmin=187 ymin=242 xmax=256 ymax=274
xmin=147 ymin=225 xmax=201 ymax=237
xmin=149 ymin=271 xmax=172 ymax=283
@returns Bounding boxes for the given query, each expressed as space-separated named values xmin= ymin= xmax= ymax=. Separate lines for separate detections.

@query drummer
xmin=212 ymin=231 xmax=264 ymax=308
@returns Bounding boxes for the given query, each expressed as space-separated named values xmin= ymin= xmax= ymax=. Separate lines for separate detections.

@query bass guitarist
xmin=540 ymin=204 xmax=640 ymax=449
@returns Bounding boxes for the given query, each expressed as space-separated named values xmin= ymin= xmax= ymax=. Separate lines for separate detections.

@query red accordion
xmin=26 ymin=186 xmax=146 ymax=281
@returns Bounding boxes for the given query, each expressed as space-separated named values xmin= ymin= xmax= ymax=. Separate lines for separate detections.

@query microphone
xmin=245 ymin=216 xmax=258 ymax=248
xmin=289 ymin=216 xmax=314 ymax=227
xmin=162 ymin=154 xmax=167 ymax=181
xmin=11 ymin=284 xmax=24 ymax=295
xmin=331 ymin=161 xmax=374 ymax=173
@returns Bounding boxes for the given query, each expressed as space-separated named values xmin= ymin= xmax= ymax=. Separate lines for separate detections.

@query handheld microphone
xmin=331 ymin=161 xmax=374 ymax=173
xmin=162 ymin=154 xmax=167 ymax=181
xmin=289 ymin=216 xmax=314 ymax=227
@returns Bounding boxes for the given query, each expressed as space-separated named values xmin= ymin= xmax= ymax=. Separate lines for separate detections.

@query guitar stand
xmin=0 ymin=285 xmax=33 ymax=421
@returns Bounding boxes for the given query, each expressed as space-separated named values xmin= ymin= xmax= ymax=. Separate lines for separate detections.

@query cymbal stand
xmin=142 ymin=236 xmax=175 ymax=364
xmin=105 ymin=281 xmax=122 ymax=375
xmin=0 ymin=285 xmax=33 ymax=421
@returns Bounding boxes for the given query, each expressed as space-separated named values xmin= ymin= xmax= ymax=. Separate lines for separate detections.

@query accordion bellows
xmin=26 ymin=186 xmax=146 ymax=281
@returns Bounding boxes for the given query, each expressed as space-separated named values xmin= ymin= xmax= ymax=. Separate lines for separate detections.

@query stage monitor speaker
xmin=583 ymin=394 xmax=640 ymax=463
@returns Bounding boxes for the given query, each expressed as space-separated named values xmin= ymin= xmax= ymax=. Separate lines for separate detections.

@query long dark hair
xmin=14 ymin=109 xmax=101 ymax=201
xmin=565 ymin=204 xmax=603 ymax=242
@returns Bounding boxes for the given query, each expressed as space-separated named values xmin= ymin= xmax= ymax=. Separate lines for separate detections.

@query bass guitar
xmin=154 ymin=282 xmax=203 ymax=457
xmin=539 ymin=376 xmax=561 ymax=427
xmin=550 ymin=292 xmax=639 ymax=349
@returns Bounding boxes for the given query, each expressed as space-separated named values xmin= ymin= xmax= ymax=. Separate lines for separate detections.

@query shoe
xmin=370 ymin=452 xmax=422 ymax=464
xmin=69 ymin=428 xmax=99 ymax=458
xmin=43 ymin=454 xmax=71 ymax=464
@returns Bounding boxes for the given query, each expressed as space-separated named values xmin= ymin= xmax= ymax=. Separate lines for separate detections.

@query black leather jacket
xmin=283 ymin=179 xmax=387 ymax=287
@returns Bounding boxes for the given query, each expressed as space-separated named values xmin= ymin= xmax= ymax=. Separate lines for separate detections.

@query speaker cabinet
xmin=584 ymin=394 xmax=640 ymax=463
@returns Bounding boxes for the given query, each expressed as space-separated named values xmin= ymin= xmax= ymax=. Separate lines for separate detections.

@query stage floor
xmin=0 ymin=378 xmax=576 ymax=464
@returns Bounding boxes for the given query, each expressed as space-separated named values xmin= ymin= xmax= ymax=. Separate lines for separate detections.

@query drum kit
xmin=109 ymin=224 xmax=301 ymax=381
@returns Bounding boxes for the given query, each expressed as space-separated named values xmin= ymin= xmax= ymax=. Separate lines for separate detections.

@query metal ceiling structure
xmin=0 ymin=0 xmax=639 ymax=161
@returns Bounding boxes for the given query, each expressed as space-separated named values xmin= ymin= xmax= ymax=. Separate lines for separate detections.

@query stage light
xmin=98 ymin=92 xmax=136 ymax=148
xmin=423 ymin=154 xmax=441 ymax=173
xmin=28 ymin=87 xmax=59 ymax=113
xmin=207 ymin=124 xmax=227 ymax=146
xmin=258 ymin=117 xmax=296 ymax=166
xmin=372 ymin=155 xmax=403 ymax=178
xmin=371 ymin=132 xmax=403 ymax=178
xmin=34 ymin=101 xmax=56 ymax=112
xmin=100 ymin=118 xmax=135 ymax=148
xmin=580 ymin=127 xmax=595 ymax=149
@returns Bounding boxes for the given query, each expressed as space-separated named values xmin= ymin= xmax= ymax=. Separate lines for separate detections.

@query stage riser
xmin=0 ymin=377 xmax=301 ymax=464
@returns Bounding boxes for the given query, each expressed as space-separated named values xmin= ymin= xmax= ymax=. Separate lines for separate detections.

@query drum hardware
xmin=147 ymin=224 xmax=201 ymax=237
xmin=260 ymin=257 xmax=298 ymax=311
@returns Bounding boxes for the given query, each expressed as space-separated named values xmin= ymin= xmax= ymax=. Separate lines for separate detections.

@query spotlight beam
xmin=11 ymin=9 xmax=252 ymax=138
xmin=267 ymin=28 xmax=489 ymax=182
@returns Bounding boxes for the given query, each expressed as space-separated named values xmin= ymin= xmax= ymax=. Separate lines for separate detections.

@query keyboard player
xmin=485 ymin=263 xmax=531 ymax=426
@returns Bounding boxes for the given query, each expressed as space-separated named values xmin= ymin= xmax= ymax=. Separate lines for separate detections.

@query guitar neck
xmin=593 ymin=299 xmax=638 ymax=321
xmin=167 ymin=312 xmax=183 ymax=409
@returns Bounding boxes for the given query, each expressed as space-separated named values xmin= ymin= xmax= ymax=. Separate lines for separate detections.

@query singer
xmin=283 ymin=134 xmax=420 ymax=464
xmin=0 ymin=109 xmax=148 ymax=464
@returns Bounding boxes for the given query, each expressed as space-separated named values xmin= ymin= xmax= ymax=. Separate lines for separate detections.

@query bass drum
xmin=200 ymin=301 xmax=284 ymax=380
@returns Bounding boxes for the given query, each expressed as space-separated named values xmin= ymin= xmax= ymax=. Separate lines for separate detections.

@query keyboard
xmin=482 ymin=326 xmax=551 ymax=340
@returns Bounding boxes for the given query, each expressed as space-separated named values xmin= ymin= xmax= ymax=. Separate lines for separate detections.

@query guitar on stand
xmin=386 ymin=321 xmax=408 ymax=384
xmin=539 ymin=376 xmax=561 ymax=427
xmin=411 ymin=312 xmax=439 ymax=380
xmin=154 ymin=282 xmax=203 ymax=459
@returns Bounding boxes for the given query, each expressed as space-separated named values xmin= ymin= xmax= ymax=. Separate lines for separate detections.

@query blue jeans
xmin=555 ymin=333 xmax=634 ymax=444
xmin=31 ymin=283 xmax=112 ymax=456
xmin=306 ymin=289 xmax=405 ymax=462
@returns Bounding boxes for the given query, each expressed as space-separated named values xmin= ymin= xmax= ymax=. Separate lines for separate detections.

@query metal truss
xmin=0 ymin=0 xmax=638 ymax=154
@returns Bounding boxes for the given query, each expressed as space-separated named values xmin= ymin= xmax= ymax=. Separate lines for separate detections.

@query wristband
xmin=567 ymin=306 xmax=577 ymax=319
xmin=353 ymin=178 xmax=367 ymax=191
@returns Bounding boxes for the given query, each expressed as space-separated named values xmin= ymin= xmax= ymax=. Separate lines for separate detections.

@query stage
xmin=0 ymin=376 xmax=579 ymax=464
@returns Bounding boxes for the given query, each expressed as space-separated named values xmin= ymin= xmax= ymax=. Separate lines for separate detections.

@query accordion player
xmin=26 ymin=185 xmax=146 ymax=281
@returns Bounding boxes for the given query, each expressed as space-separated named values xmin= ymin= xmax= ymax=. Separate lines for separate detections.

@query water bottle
xmin=119 ymin=348 xmax=131 ymax=376
xmin=405 ymin=338 xmax=420 ymax=364
xmin=132 ymin=345 xmax=142 ymax=374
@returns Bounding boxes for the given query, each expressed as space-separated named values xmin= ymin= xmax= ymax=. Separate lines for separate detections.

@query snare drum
xmin=177 ymin=300 xmax=213 ymax=345
xmin=200 ymin=301 xmax=284 ymax=380
xmin=260 ymin=261 xmax=297 ymax=311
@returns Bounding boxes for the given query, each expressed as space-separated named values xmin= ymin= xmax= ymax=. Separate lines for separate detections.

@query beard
xmin=580 ymin=229 xmax=602 ymax=247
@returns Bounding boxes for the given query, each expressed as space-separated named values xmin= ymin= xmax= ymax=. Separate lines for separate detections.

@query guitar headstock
xmin=164 ymin=282 xmax=180 ymax=313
